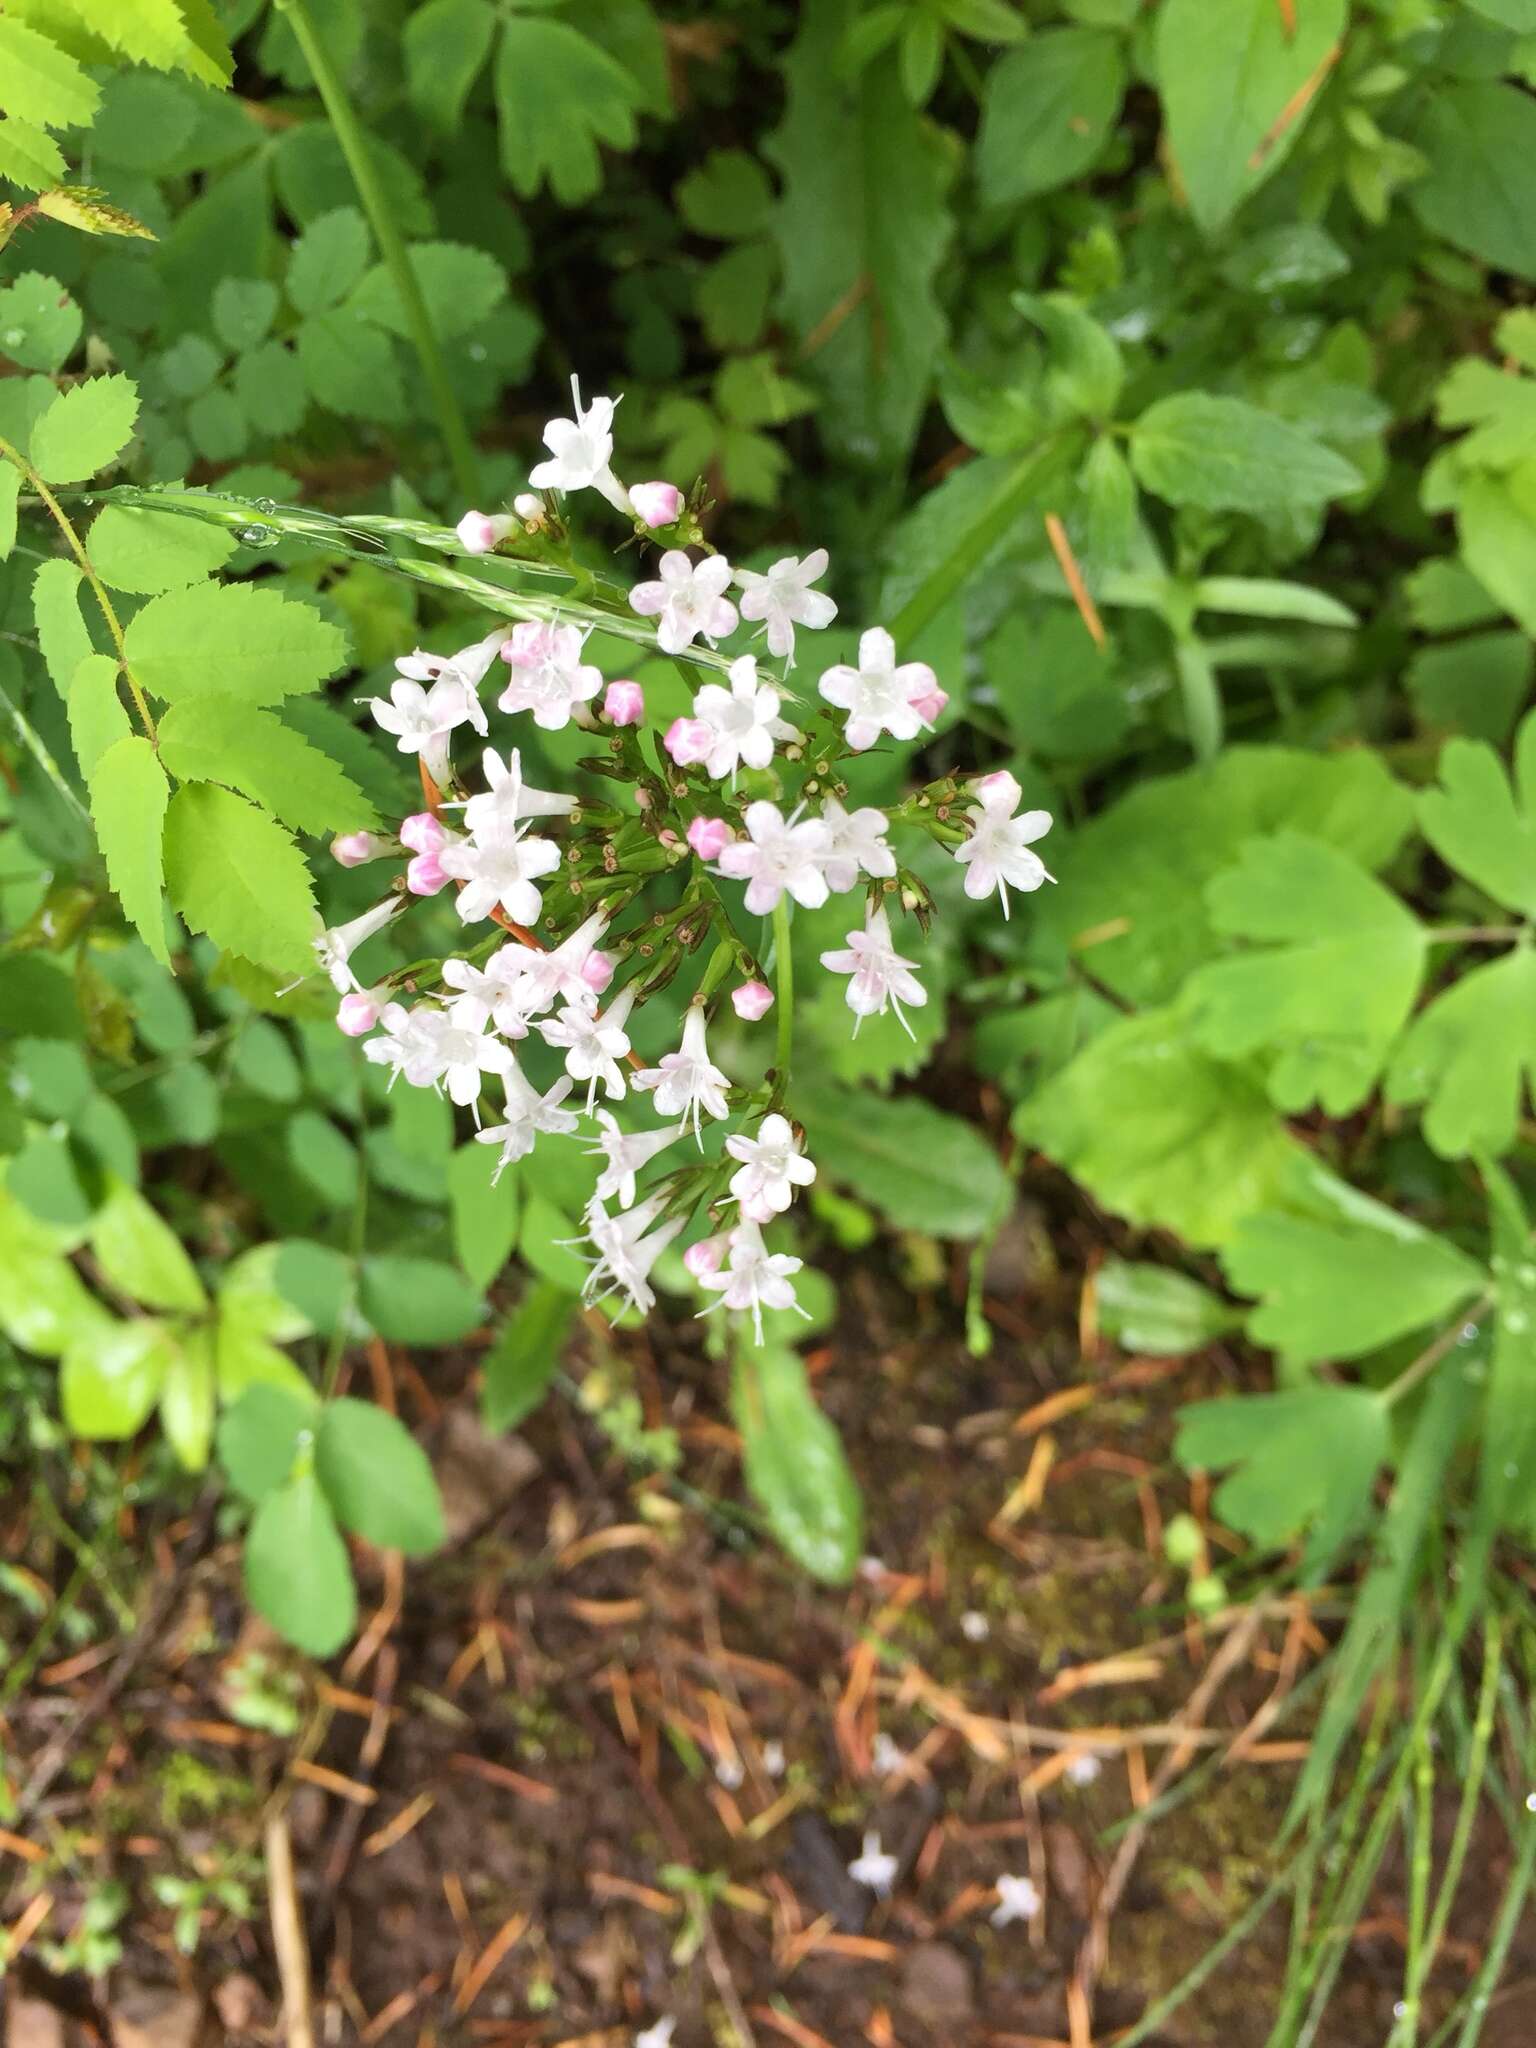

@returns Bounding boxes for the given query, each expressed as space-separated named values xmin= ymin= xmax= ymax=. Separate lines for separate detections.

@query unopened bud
xmin=332 ymin=830 xmax=391 ymax=867
xmin=664 ymin=716 xmax=714 ymax=768
xmin=629 ymin=480 xmax=684 ymax=529
xmin=406 ymin=852 xmax=449 ymax=895
xmin=603 ymin=678 xmax=645 ymax=726
xmin=731 ymin=979 xmax=774 ymax=1021
xmin=399 ymin=811 xmax=446 ymax=855
xmin=581 ymin=949 xmax=615 ymax=994
xmin=455 ymin=509 xmax=514 ymax=554
xmin=686 ymin=815 xmax=732 ymax=860
xmin=683 ymin=1235 xmax=727 ymax=1278
xmin=336 ymin=990 xmax=383 ymax=1036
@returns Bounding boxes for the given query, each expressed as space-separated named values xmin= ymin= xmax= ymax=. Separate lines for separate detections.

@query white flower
xmin=461 ymin=749 xmax=577 ymax=839
xmin=474 ymin=1067 xmax=580 ymax=1181
xmin=953 ymin=773 xmax=1054 ymax=917
xmin=313 ymin=898 xmax=402 ymax=993
xmin=1065 ymin=1752 xmax=1102 ymax=1787
xmin=818 ymin=627 xmax=941 ymax=752
xmin=439 ymin=821 xmax=561 ymax=927
xmin=697 ymin=1220 xmax=808 ymax=1343
xmin=820 ymin=796 xmax=896 ymax=895
xmin=361 ymin=1002 xmax=436 ymax=1088
xmin=497 ymin=621 xmax=603 ymax=731
xmin=725 ymin=1113 xmax=816 ymax=1224
xmin=633 ymin=1007 xmax=730 ymax=1142
xmin=528 ymin=373 xmax=631 ymax=514
xmin=991 ymin=1873 xmax=1041 ymax=1928
xmin=364 ymin=998 xmax=511 ymax=1111
xmin=762 ymin=1740 xmax=786 ymax=1779
xmin=588 ymin=1111 xmax=685 ymax=1208
xmin=820 ymin=903 xmax=928 ymax=1037
xmin=538 ymin=987 xmax=635 ymax=1110
xmin=734 ymin=548 xmax=837 ymax=667
xmin=368 ymin=671 xmax=483 ymax=782
xmin=716 ymin=800 xmax=831 ymax=916
xmin=629 ymin=550 xmax=738 ymax=656
xmin=581 ymin=1194 xmax=683 ymax=1315
xmin=960 ymin=1610 xmax=990 ymax=1642
xmin=714 ymin=1753 xmax=745 ymax=1791
xmin=516 ymin=911 xmax=613 ymax=1014
xmin=847 ymin=1831 xmax=898 ymax=1898
xmin=691 ymin=654 xmax=782 ymax=781
xmin=635 ymin=2020 xmax=676 ymax=2048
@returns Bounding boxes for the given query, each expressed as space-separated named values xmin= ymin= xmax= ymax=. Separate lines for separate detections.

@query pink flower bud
xmin=683 ymin=1235 xmax=726 ymax=1278
xmin=406 ymin=852 xmax=448 ymax=896
xmin=911 ymin=677 xmax=949 ymax=725
xmin=603 ymin=678 xmax=645 ymax=726
xmin=665 ymin=716 xmax=714 ymax=767
xmin=630 ymin=480 xmax=684 ymax=529
xmin=974 ymin=768 xmax=1021 ymax=808
xmin=731 ymin=979 xmax=775 ymax=1021
xmin=399 ymin=811 xmax=446 ymax=855
xmin=581 ymin=949 xmax=615 ymax=994
xmin=336 ymin=990 xmax=383 ymax=1037
xmin=332 ymin=831 xmax=383 ymax=867
xmin=686 ymin=815 xmax=732 ymax=860
xmin=456 ymin=510 xmax=513 ymax=554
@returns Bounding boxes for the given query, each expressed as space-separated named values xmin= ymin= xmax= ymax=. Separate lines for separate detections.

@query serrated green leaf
xmin=162 ymin=783 xmax=316 ymax=978
xmin=0 ymin=114 xmax=65 ymax=191
xmin=288 ymin=206 xmax=371 ymax=314
xmin=348 ymin=242 xmax=506 ymax=341
xmin=61 ymin=1319 xmax=173 ymax=1439
xmin=158 ymin=695 xmax=377 ymax=836
xmin=35 ymin=185 xmax=155 ymax=239
xmin=218 ymin=1382 xmax=316 ymax=1502
xmin=1418 ymin=713 xmax=1536 ymax=917
xmin=0 ymin=270 xmax=82 ymax=372
xmin=29 ymin=373 xmax=139 ymax=484
xmin=67 ymin=653 xmax=130 ymax=780
xmin=976 ymin=27 xmax=1125 ymax=204
xmin=89 ymin=502 xmax=236 ymax=594
xmin=90 ymin=1173 xmax=207 ymax=1311
xmin=125 ymin=581 xmax=348 ymax=705
xmin=316 ymin=1398 xmax=444 ymax=1556
xmin=404 ymin=0 xmax=497 ymax=129
xmin=0 ymin=18 xmax=100 ymax=133
xmin=1132 ymin=393 xmax=1361 ymax=515
xmin=31 ymin=558 xmax=90 ymax=696
xmin=245 ymin=1471 xmax=356 ymax=1657
xmin=494 ymin=17 xmax=643 ymax=205
xmin=482 ymin=1281 xmax=574 ymax=1432
xmin=734 ymin=1345 xmax=862 ymax=1583
xmin=1182 ymin=833 xmax=1426 ymax=1116
xmin=1386 ymin=948 xmax=1536 ymax=1160
xmin=88 ymin=734 xmax=170 ymax=965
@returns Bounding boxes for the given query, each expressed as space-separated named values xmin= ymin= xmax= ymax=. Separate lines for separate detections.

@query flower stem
xmin=771 ymin=896 xmax=793 ymax=1085
xmin=278 ymin=0 xmax=482 ymax=506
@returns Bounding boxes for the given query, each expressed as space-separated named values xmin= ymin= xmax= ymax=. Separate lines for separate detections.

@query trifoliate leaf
xmin=1221 ymin=1165 xmax=1485 ymax=1368
xmin=1175 ymin=1385 xmax=1387 ymax=1580
xmin=1386 ymin=948 xmax=1536 ymax=1160
xmin=734 ymin=1345 xmax=862 ymax=1584
xmin=88 ymin=735 xmax=171 ymax=965
xmin=976 ymin=27 xmax=1125 ymax=205
xmin=245 ymin=1471 xmax=357 ymax=1657
xmin=348 ymin=242 xmax=506 ymax=340
xmin=89 ymin=502 xmax=236 ymax=593
xmin=124 ymin=581 xmax=348 ymax=704
xmin=287 ymin=206 xmax=370 ymax=314
xmin=1418 ymin=713 xmax=1536 ymax=917
xmin=67 ymin=653 xmax=130 ymax=780
xmin=89 ymin=1173 xmax=207 ymax=1311
xmin=1182 ymin=833 xmax=1426 ymax=1116
xmin=315 ymin=1398 xmax=445 ymax=1556
xmin=1018 ymin=1004 xmax=1306 ymax=1250
xmin=158 ymin=695 xmax=377 ymax=836
xmin=162 ymin=784 xmax=316 ymax=979
xmin=28 ymin=372 xmax=138 ymax=483
xmin=1131 ymin=394 xmax=1362 ymax=515
xmin=30 ymin=558 xmax=90 ymax=696
xmin=493 ymin=17 xmax=643 ymax=205
xmin=0 ymin=271 xmax=82 ymax=372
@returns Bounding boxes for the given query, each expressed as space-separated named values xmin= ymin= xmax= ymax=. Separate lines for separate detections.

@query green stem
xmin=278 ymin=0 xmax=481 ymax=505
xmin=1381 ymin=1294 xmax=1493 ymax=1409
xmin=0 ymin=433 xmax=155 ymax=739
xmin=771 ymin=895 xmax=793 ymax=1088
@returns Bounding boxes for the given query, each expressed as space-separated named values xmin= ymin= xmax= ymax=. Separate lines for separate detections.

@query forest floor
xmin=4 ymin=1174 xmax=1533 ymax=2048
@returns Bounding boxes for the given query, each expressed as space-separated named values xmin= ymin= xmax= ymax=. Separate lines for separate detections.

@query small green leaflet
xmin=159 ymin=1323 xmax=216 ymax=1470
xmin=1418 ymin=712 xmax=1536 ymax=919
xmin=89 ymin=736 xmax=171 ymax=966
xmin=357 ymin=1256 xmax=484 ymax=1345
xmin=494 ymin=16 xmax=643 ymax=205
xmin=90 ymin=1174 xmax=207 ymax=1312
xmin=976 ymin=28 xmax=1125 ymax=206
xmin=1183 ymin=833 xmax=1426 ymax=1116
xmin=447 ymin=1142 xmax=521 ymax=1290
xmin=287 ymin=206 xmax=371 ymax=314
xmin=28 ymin=373 xmax=139 ymax=484
xmin=218 ymin=1383 xmax=316 ymax=1502
xmin=1478 ymin=1162 xmax=1536 ymax=1545
xmin=1454 ymin=472 xmax=1536 ymax=641
xmin=1221 ymin=1166 xmax=1485 ymax=1369
xmin=158 ymin=696 xmax=378 ymax=836
xmin=296 ymin=309 xmax=405 ymax=422
xmin=733 ymin=1345 xmax=862 ymax=1584
xmin=0 ymin=19 xmax=100 ymax=135
xmin=404 ymin=0 xmax=498 ymax=131
xmin=124 ymin=581 xmax=349 ymax=705
xmin=348 ymin=243 xmax=507 ymax=341
xmin=89 ymin=503 xmax=236 ymax=593
xmin=1095 ymin=1260 xmax=1239 ymax=1357
xmin=68 ymin=654 xmax=131 ymax=781
xmin=162 ymin=783 xmax=316 ymax=978
xmin=315 ymin=1398 xmax=445 ymax=1556
xmin=245 ymin=1471 xmax=357 ymax=1658
xmin=61 ymin=1320 xmax=173 ymax=1439
xmin=31 ymin=558 xmax=91 ymax=696
xmin=482 ymin=1280 xmax=576 ymax=1432
xmin=1387 ymin=948 xmax=1536 ymax=1160
xmin=1131 ymin=394 xmax=1362 ymax=515
xmin=1175 ymin=1385 xmax=1387 ymax=1582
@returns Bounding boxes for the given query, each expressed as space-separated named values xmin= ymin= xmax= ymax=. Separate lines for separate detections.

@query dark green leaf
xmin=482 ymin=1281 xmax=575 ymax=1432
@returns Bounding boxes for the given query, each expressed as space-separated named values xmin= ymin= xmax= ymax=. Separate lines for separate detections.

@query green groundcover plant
xmin=5 ymin=11 xmax=1536 ymax=2019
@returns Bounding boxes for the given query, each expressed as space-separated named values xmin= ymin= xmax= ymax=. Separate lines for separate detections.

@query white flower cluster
xmin=319 ymin=376 xmax=1057 ymax=1341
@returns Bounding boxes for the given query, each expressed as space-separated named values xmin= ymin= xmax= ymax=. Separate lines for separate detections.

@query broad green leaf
xmin=67 ymin=654 xmax=131 ymax=782
xmin=676 ymin=148 xmax=774 ymax=239
xmin=28 ymin=373 xmax=139 ymax=484
xmin=90 ymin=1173 xmax=206 ymax=1311
xmin=159 ymin=1323 xmax=216 ymax=1470
xmin=447 ymin=1142 xmax=521 ymax=1290
xmin=296 ymin=308 xmax=405 ymax=422
xmin=88 ymin=503 xmax=236 ymax=593
xmin=1418 ymin=714 xmax=1536 ymax=917
xmin=158 ymin=695 xmax=377 ymax=836
xmin=215 ymin=1310 xmax=314 ymax=1403
xmin=1028 ymin=745 xmax=1414 ymax=1008
xmin=125 ymin=581 xmax=349 ymax=705
xmin=519 ymin=1191 xmax=589 ymax=1291
xmin=1456 ymin=470 xmax=1536 ymax=640
xmin=1156 ymin=0 xmax=1345 ymax=233
xmin=0 ymin=19 xmax=100 ymax=132
xmin=769 ymin=0 xmax=954 ymax=468
xmin=0 ymin=956 xmax=79 ymax=1040
xmin=792 ymin=1083 xmax=1009 ymax=1238
xmin=348 ymin=243 xmax=506 ymax=341
xmin=31 ymin=558 xmax=90 ymax=697
xmin=219 ymin=1243 xmax=315 ymax=1343
xmin=218 ymin=1383 xmax=316 ymax=1502
xmin=273 ymin=1239 xmax=357 ymax=1336
xmin=316 ymin=1398 xmax=445 ymax=1556
xmin=1014 ymin=291 xmax=1124 ymax=422
xmin=482 ymin=1281 xmax=576 ymax=1432
xmin=0 ymin=270 xmax=81 ymax=373
xmin=0 ymin=1186 xmax=110 ymax=1355
xmin=1406 ymin=630 xmax=1530 ymax=745
xmin=61 ymin=1319 xmax=173 ymax=1438
xmin=1387 ymin=949 xmax=1536 ymax=1160
xmin=161 ymin=784 xmax=317 ymax=978
xmin=358 ymin=1256 xmax=484 ymax=1345
xmin=494 ymin=17 xmax=643 ymax=205
xmin=287 ymin=206 xmax=370 ymax=314
xmin=404 ymin=0 xmax=497 ymax=129
xmin=976 ymin=27 xmax=1125 ymax=204
xmin=1018 ymin=1004 xmax=1306 ymax=1250
xmin=1096 ymin=1260 xmax=1240 ymax=1356
xmin=1221 ymin=1168 xmax=1485 ymax=1368
xmin=245 ymin=1471 xmax=357 ymax=1657
xmin=734 ymin=1345 xmax=862 ymax=1584
xmin=1463 ymin=0 xmax=1536 ymax=21
xmin=1408 ymin=82 xmax=1536 ymax=281
xmin=1131 ymin=394 xmax=1361 ymax=515
xmin=88 ymin=735 xmax=171 ymax=965
xmin=1175 ymin=1385 xmax=1387 ymax=1580
xmin=1183 ymin=833 xmax=1425 ymax=1116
